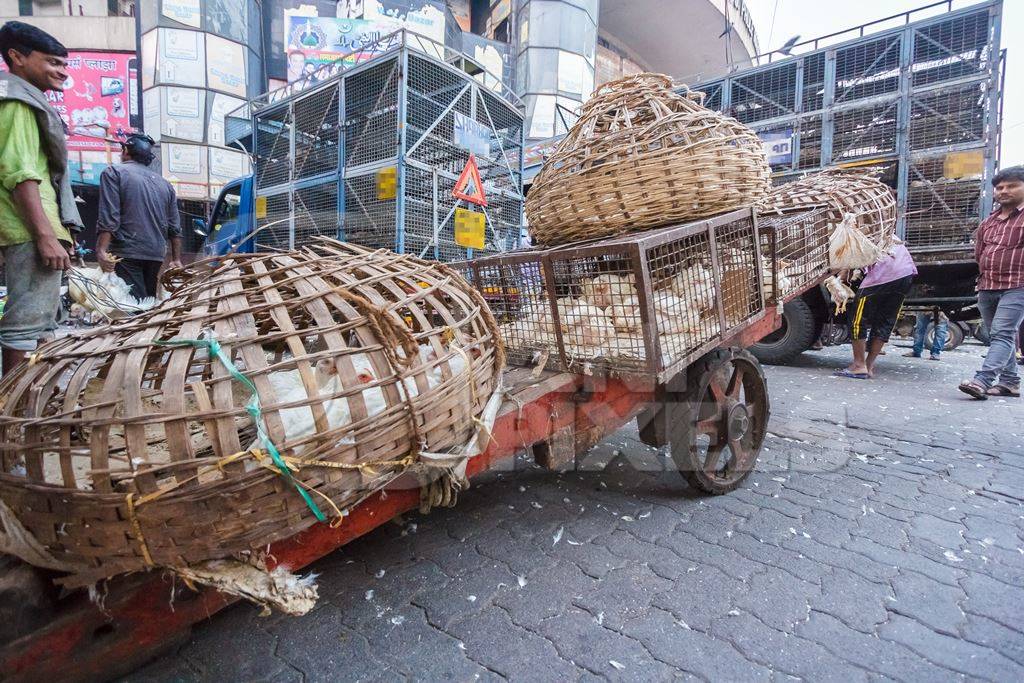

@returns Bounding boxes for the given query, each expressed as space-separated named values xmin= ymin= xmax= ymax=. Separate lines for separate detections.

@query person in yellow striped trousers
xmin=836 ymin=239 xmax=917 ymax=379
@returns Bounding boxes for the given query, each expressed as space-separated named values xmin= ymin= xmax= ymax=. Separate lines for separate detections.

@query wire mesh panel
xmin=343 ymin=171 xmax=397 ymax=252
xmin=344 ymin=57 xmax=401 ymax=169
xmin=909 ymin=82 xmax=986 ymax=151
xmin=255 ymin=191 xmax=291 ymax=251
xmin=757 ymin=208 xmax=831 ymax=302
xmin=730 ymin=63 xmax=798 ymax=125
xmin=831 ymin=101 xmax=899 ymax=163
xmin=293 ymin=84 xmax=341 ymax=180
xmin=461 ymin=252 xmax=562 ymax=371
xmin=796 ymin=115 xmax=824 ymax=170
xmin=802 ymin=53 xmax=827 ymax=112
xmin=912 ymin=9 xmax=993 ymax=88
xmin=254 ymin=106 xmax=292 ymax=190
xmin=294 ymin=182 xmax=340 ymax=245
xmin=906 ymin=153 xmax=982 ymax=248
xmin=834 ymin=35 xmax=902 ymax=104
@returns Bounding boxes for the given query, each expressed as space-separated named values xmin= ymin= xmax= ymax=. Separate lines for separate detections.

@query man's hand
xmin=166 ymin=259 xmax=183 ymax=271
xmin=38 ymin=236 xmax=71 ymax=271
xmin=97 ymin=250 xmax=117 ymax=273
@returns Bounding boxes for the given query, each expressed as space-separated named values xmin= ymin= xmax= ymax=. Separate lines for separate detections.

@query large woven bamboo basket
xmin=756 ymin=170 xmax=897 ymax=250
xmin=525 ymin=73 xmax=772 ymax=246
xmin=0 ymin=240 xmax=503 ymax=588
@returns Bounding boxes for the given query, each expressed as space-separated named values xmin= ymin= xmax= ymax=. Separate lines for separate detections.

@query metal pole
xmin=396 ymin=43 xmax=409 ymax=254
xmin=894 ymin=25 xmax=914 ymax=240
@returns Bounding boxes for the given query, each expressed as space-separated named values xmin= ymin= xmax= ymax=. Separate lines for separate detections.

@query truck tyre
xmin=750 ymin=298 xmax=817 ymax=365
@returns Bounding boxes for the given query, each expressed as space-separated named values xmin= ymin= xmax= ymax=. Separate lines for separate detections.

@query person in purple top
xmin=836 ymin=239 xmax=917 ymax=379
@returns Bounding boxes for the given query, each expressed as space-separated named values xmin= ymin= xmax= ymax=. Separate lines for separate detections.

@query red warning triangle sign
xmin=453 ymin=154 xmax=488 ymax=207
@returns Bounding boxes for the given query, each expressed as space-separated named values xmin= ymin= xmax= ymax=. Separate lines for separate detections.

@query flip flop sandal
xmin=958 ymin=381 xmax=989 ymax=400
xmin=834 ymin=370 xmax=870 ymax=379
xmin=986 ymin=385 xmax=1020 ymax=397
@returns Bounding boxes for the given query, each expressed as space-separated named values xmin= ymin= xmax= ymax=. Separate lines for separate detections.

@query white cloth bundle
xmin=828 ymin=214 xmax=885 ymax=270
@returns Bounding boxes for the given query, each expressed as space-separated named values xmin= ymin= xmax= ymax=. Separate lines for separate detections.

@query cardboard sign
xmin=454 ymin=207 xmax=485 ymax=249
xmin=453 ymin=155 xmax=487 ymax=206
xmin=377 ymin=166 xmax=397 ymax=200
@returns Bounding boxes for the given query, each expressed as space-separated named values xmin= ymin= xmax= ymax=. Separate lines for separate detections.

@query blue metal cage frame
xmin=693 ymin=0 xmax=1003 ymax=256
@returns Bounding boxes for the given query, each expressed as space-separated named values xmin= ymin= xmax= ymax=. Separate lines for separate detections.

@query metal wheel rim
xmin=690 ymin=356 xmax=768 ymax=486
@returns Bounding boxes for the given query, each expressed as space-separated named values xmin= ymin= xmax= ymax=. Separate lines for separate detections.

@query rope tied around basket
xmin=153 ymin=332 xmax=330 ymax=524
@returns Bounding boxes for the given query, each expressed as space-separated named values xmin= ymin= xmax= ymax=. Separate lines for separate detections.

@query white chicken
xmin=669 ymin=263 xmax=715 ymax=313
xmin=823 ymin=275 xmax=856 ymax=313
xmin=563 ymin=302 xmax=616 ymax=347
xmin=581 ymin=273 xmax=637 ymax=310
xmin=609 ymin=295 xmax=642 ymax=333
xmin=68 ymin=266 xmax=159 ymax=319
xmin=761 ymin=257 xmax=793 ymax=299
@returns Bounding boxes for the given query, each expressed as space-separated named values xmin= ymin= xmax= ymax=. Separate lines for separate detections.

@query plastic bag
xmin=828 ymin=213 xmax=885 ymax=270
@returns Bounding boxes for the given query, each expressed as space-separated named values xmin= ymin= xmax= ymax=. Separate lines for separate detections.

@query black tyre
xmin=668 ymin=348 xmax=770 ymax=495
xmin=750 ymin=297 xmax=817 ymax=365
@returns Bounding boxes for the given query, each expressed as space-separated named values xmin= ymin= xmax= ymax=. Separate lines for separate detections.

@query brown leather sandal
xmin=958 ymin=380 xmax=988 ymax=400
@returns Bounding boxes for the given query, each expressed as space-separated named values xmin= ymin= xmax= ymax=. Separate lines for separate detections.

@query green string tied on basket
xmin=154 ymin=333 xmax=327 ymax=523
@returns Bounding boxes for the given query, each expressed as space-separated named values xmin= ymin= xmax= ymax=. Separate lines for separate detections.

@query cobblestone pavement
xmin=130 ymin=341 xmax=1024 ymax=682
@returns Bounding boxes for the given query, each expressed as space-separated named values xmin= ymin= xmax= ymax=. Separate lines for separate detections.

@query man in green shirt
xmin=0 ymin=22 xmax=79 ymax=376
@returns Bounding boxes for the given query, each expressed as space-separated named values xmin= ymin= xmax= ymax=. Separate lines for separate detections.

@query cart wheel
xmin=669 ymin=348 xmax=769 ymax=495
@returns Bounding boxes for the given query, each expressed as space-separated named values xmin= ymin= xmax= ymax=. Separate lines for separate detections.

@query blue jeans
xmin=912 ymin=314 xmax=947 ymax=357
xmin=975 ymin=287 xmax=1024 ymax=388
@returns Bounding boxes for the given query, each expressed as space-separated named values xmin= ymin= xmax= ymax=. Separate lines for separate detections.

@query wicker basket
xmin=0 ymin=240 xmax=502 ymax=588
xmin=525 ymin=73 xmax=772 ymax=246
xmin=756 ymin=170 xmax=896 ymax=251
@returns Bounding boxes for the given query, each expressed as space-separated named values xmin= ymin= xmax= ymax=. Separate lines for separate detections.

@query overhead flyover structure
xmin=693 ymin=0 xmax=1003 ymax=265
xmin=226 ymin=30 xmax=525 ymax=262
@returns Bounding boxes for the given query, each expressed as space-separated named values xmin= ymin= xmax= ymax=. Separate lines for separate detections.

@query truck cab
xmin=203 ymin=175 xmax=256 ymax=257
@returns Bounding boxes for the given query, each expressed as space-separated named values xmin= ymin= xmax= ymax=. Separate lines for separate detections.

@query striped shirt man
xmin=975 ymin=205 xmax=1024 ymax=291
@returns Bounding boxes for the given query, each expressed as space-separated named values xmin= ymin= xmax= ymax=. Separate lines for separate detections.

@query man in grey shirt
xmin=96 ymin=133 xmax=182 ymax=300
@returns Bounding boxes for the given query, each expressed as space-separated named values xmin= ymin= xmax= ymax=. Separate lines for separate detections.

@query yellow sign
xmin=943 ymin=150 xmax=984 ymax=179
xmin=454 ymin=208 xmax=485 ymax=249
xmin=254 ymin=195 xmax=267 ymax=219
xmin=377 ymin=167 xmax=397 ymax=200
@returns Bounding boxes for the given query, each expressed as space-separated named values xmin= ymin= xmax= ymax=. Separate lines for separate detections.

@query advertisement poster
xmin=162 ymin=0 xmax=202 ymax=28
xmin=364 ymin=1 xmax=446 ymax=45
xmin=209 ymin=147 xmax=249 ymax=197
xmin=208 ymin=92 xmax=246 ymax=146
xmin=206 ymin=0 xmax=248 ymax=44
xmin=759 ymin=129 xmax=794 ymax=166
xmin=3 ymin=51 xmax=138 ymax=184
xmin=454 ymin=112 xmax=491 ymax=158
xmin=159 ymin=28 xmax=206 ymax=87
xmin=285 ymin=2 xmax=447 ymax=82
xmin=286 ymin=17 xmax=391 ymax=82
xmin=162 ymin=86 xmax=205 ymax=141
xmin=163 ymin=143 xmax=209 ymax=199
xmin=206 ymin=34 xmax=246 ymax=97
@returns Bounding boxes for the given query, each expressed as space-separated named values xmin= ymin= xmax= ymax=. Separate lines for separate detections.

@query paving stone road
xmin=130 ymin=340 xmax=1024 ymax=682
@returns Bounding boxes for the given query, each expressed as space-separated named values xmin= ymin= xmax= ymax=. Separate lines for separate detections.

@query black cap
xmin=122 ymin=133 xmax=156 ymax=165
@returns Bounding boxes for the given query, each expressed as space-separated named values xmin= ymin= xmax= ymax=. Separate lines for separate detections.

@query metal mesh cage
xmin=246 ymin=31 xmax=524 ymax=262
xmin=757 ymin=208 xmax=832 ymax=302
xmin=693 ymin=2 xmax=1000 ymax=252
xmin=459 ymin=209 xmax=765 ymax=381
